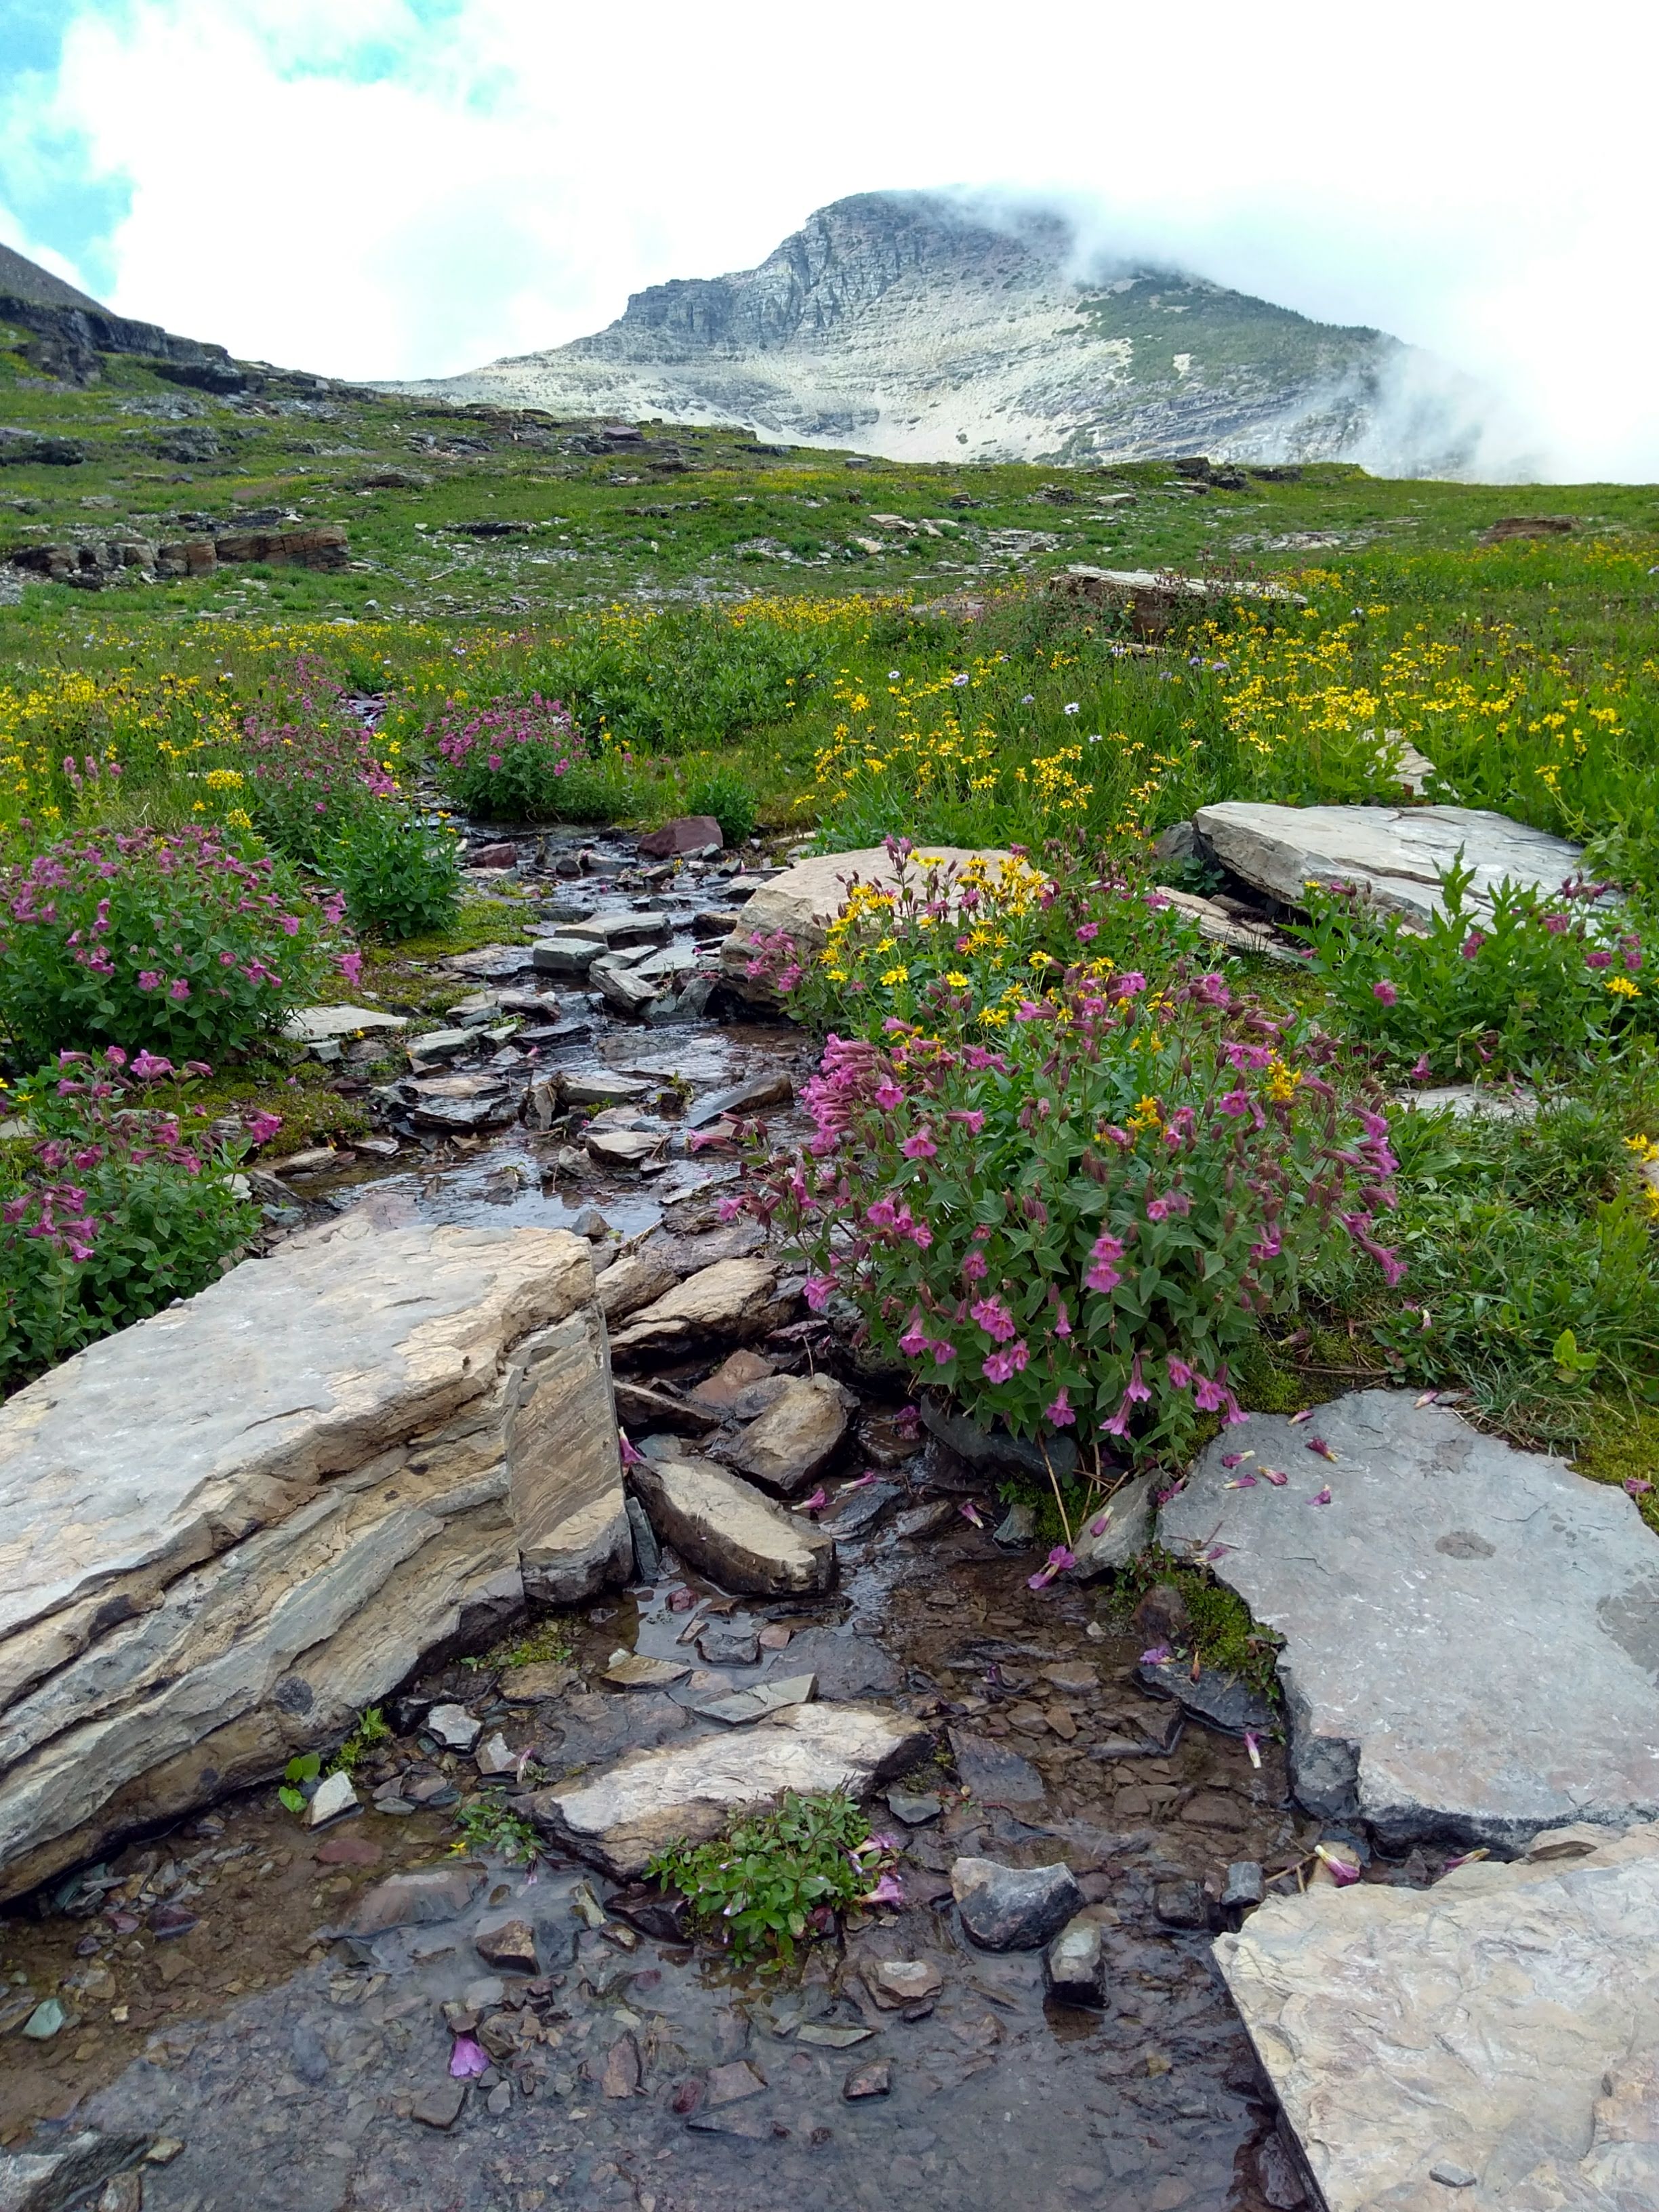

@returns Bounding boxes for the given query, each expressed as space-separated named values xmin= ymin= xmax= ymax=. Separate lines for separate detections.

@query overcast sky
xmin=1 ymin=0 xmax=1654 ymax=481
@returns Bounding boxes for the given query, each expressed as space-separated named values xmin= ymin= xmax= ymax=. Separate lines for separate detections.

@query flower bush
xmin=0 ymin=1050 xmax=266 ymax=1391
xmin=739 ymin=968 xmax=1401 ymax=1468
xmin=327 ymin=805 xmax=462 ymax=941
xmin=237 ymin=657 xmax=399 ymax=865
xmin=1294 ymin=859 xmax=1647 ymax=1078
xmin=0 ymin=827 xmax=335 ymax=1061
xmin=745 ymin=836 xmax=1202 ymax=1039
xmin=429 ymin=694 xmax=583 ymax=818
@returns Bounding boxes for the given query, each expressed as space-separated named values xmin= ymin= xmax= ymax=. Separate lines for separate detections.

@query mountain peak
xmin=0 ymin=240 xmax=106 ymax=316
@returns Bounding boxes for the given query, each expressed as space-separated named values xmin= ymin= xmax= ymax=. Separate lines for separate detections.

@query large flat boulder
xmin=719 ymin=844 xmax=1012 ymax=998
xmin=0 ymin=1216 xmax=628 ymax=1902
xmin=630 ymin=1457 xmax=836 ymax=1595
xmin=530 ymin=1702 xmax=930 ymax=1877
xmin=606 ymin=1256 xmax=779 ymax=1357
xmin=1193 ymin=802 xmax=1588 ymax=927
xmin=1160 ymin=1391 xmax=1659 ymax=1849
xmin=1214 ymin=1822 xmax=1659 ymax=2212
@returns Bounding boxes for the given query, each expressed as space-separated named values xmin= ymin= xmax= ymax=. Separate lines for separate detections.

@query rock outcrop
xmin=1216 ymin=1822 xmax=1659 ymax=2212
xmin=1160 ymin=1391 xmax=1659 ymax=1848
xmin=1192 ymin=802 xmax=1590 ymax=926
xmin=0 ymin=1215 xmax=628 ymax=1901
xmin=629 ymin=1457 xmax=836 ymax=1595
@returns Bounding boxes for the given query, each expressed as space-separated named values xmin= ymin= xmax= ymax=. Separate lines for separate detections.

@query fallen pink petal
xmin=1261 ymin=1467 xmax=1289 ymax=1486
xmin=794 ymin=1486 xmax=827 ymax=1513
xmin=959 ymin=1501 xmax=985 ymax=1528
xmin=1626 ymin=1478 xmax=1653 ymax=1496
xmin=859 ymin=1872 xmax=905 ymax=1907
xmin=1244 ymin=1731 xmax=1263 ymax=1769
xmin=449 ymin=2035 xmax=489 ymax=2078
xmin=1314 ymin=1845 xmax=1361 ymax=1887
xmin=1309 ymin=1486 xmax=1333 ymax=1506
xmin=1414 ymin=1390 xmax=1439 ymax=1408
xmin=1140 ymin=1645 xmax=1173 ymax=1666
xmin=1223 ymin=1473 xmax=1258 ymax=1489
xmin=617 ymin=1429 xmax=643 ymax=1467
xmin=1027 ymin=1545 xmax=1075 ymax=1590
xmin=1289 ymin=1409 xmax=1315 ymax=1425
xmin=1306 ymin=1436 xmax=1338 ymax=1461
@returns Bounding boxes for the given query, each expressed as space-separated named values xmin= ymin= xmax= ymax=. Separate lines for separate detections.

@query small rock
xmin=1429 ymin=2160 xmax=1478 ymax=2188
xmin=886 ymin=1789 xmax=943 ymax=1825
xmin=499 ymin=1662 xmax=577 ymax=1704
xmin=22 ymin=1996 xmax=66 ymax=2039
xmin=1130 ymin=1582 xmax=1192 ymax=1650
xmin=410 ymin=2080 xmax=468 ymax=2130
xmin=798 ymin=2023 xmax=872 ymax=2048
xmin=1045 ymin=1912 xmax=1108 ymax=2007
xmin=1042 ymin=1662 xmax=1098 ymax=1694
xmin=290 ymin=2021 xmax=329 ymax=2085
xmin=696 ymin=1673 xmax=816 ymax=1725
xmin=757 ymin=1622 xmax=792 ymax=1650
xmin=426 ymin=1704 xmax=483 ymax=1752
xmin=602 ymin=1653 xmax=691 ymax=1689
xmin=704 ymin=2060 xmax=766 ymax=2106
xmin=600 ymin=2033 xmax=643 ymax=2099
xmin=697 ymin=1623 xmax=761 ymax=1666
xmin=821 ymin=1480 xmax=901 ymax=1538
xmin=307 ymin=1771 xmax=359 ymax=1827
xmin=728 ymin=1374 xmax=848 ymax=1496
xmin=314 ymin=1835 xmax=382 ymax=1868
xmin=1256 ymin=2135 xmax=1310 ymax=2208
xmin=949 ymin=1727 xmax=1046 ymax=1808
xmin=485 ymin=2081 xmax=512 ymax=2117
xmin=951 ymin=1857 xmax=1084 ymax=1950
xmin=871 ymin=1960 xmax=942 ymax=2005
xmin=1136 ymin=1657 xmax=1276 ymax=1739
xmin=475 ymin=1732 xmax=518 ymax=1778
xmin=637 ymin=814 xmax=724 ymax=860
xmin=843 ymin=2059 xmax=891 ymax=2101
xmin=1154 ymin=1879 xmax=1210 ymax=1931
xmin=1223 ymin=1862 xmax=1266 ymax=1912
xmin=474 ymin=1919 xmax=539 ymax=1974
xmin=353 ymin=1866 xmax=485 ymax=1934
xmin=993 ymin=1502 xmax=1036 ymax=1548
xmin=689 ymin=1349 xmax=777 ymax=1408
xmin=1068 ymin=1470 xmax=1157 ymax=1577
xmin=626 ymin=1495 xmax=661 ymax=1583
xmin=95 ymin=2173 xmax=142 ymax=2212
xmin=630 ymin=1456 xmax=835 ymax=1597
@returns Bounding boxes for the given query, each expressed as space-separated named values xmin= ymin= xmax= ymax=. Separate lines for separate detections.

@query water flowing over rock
xmin=0 ymin=1216 xmax=627 ymax=1901
xmin=1160 ymin=1390 xmax=1659 ymax=1848
xmin=530 ymin=1702 xmax=929 ymax=1877
xmin=1215 ymin=1821 xmax=1659 ymax=2212
xmin=1191 ymin=802 xmax=1589 ymax=926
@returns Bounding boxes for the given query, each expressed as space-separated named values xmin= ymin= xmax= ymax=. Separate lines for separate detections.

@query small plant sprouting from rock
xmin=329 ymin=1705 xmax=392 ymax=1775
xmin=452 ymin=1792 xmax=541 ymax=1866
xmin=277 ymin=1751 xmax=321 ymax=1816
xmin=462 ymin=1616 xmax=575 ymax=1673
xmin=648 ymin=1790 xmax=903 ymax=1967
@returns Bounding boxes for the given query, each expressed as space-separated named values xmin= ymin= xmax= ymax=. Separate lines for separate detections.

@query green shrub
xmin=648 ymin=1790 xmax=899 ymax=1965
xmin=1294 ymin=859 xmax=1648 ymax=1078
xmin=328 ymin=806 xmax=462 ymax=941
xmin=430 ymin=694 xmax=582 ymax=818
xmin=681 ymin=762 xmax=758 ymax=846
xmin=0 ymin=827 xmax=335 ymax=1062
xmin=0 ymin=1050 xmax=264 ymax=1391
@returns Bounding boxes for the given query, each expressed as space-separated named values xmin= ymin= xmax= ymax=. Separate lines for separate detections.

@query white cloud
xmin=7 ymin=0 xmax=1658 ymax=478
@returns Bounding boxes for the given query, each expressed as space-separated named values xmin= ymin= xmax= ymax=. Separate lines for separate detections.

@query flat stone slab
xmin=630 ymin=1458 xmax=835 ymax=1595
xmin=1193 ymin=802 xmax=1589 ymax=927
xmin=530 ymin=1701 xmax=929 ymax=1877
xmin=607 ymin=1258 xmax=779 ymax=1357
xmin=1160 ymin=1390 xmax=1659 ymax=1848
xmin=0 ymin=1216 xmax=627 ymax=1901
xmin=281 ymin=1004 xmax=408 ymax=1043
xmin=695 ymin=1673 xmax=816 ymax=1725
xmin=1215 ymin=1822 xmax=1659 ymax=2212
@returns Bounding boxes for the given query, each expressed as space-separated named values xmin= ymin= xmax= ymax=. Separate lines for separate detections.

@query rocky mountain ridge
xmin=398 ymin=191 xmax=1471 ymax=471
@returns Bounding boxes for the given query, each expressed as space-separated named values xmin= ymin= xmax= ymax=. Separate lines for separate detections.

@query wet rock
xmin=1046 ymin=1912 xmax=1108 ymax=2007
xmin=596 ymin=1251 xmax=680 ymax=1324
xmin=562 ymin=910 xmax=672 ymax=951
xmin=1069 ymin=1471 xmax=1157 ymax=1578
xmin=314 ymin=1834 xmax=382 ymax=1867
xmin=605 ymin=1882 xmax=691 ymax=1942
xmin=993 ymin=1502 xmax=1035 ymax=1549
xmin=720 ymin=844 xmax=1012 ymax=1000
xmin=558 ymin=1067 xmax=653 ymax=1108
xmin=290 ymin=2020 xmax=330 ymax=2085
xmin=602 ymin=1653 xmax=691 ymax=1689
xmin=499 ymin=1661 xmax=575 ymax=1703
xmin=22 ymin=1996 xmax=66 ymax=2039
xmin=308 ymin=1770 xmax=359 ymax=1826
xmin=1427 ymin=2160 xmax=1477 ymax=2189
xmin=695 ymin=1672 xmax=815 ymax=1725
xmin=1215 ymin=1822 xmax=1659 ymax=2212
xmin=1154 ymin=1879 xmax=1211 ymax=1931
xmin=410 ymin=2080 xmax=468 ymax=2130
xmin=684 ymin=1071 xmax=793 ymax=1128
xmin=484 ymin=2081 xmax=512 ymax=2116
xmin=949 ymin=1728 xmax=1046 ymax=1808
xmin=920 ymin=1393 xmax=1079 ymax=1481
xmin=530 ymin=935 xmax=605 ymax=978
xmin=1130 ymin=1581 xmax=1193 ymax=1651
xmin=886 ymin=1788 xmax=943 ymax=1824
xmin=637 ymin=814 xmax=724 ymax=860
xmin=871 ymin=1959 xmax=942 ymax=2005
xmin=1163 ymin=1389 xmax=1659 ymax=1847
xmin=1256 ymin=2135 xmax=1311 ymax=2209
xmin=607 ymin=1257 xmax=779 ymax=1357
xmin=475 ymin=1730 xmax=518 ymax=1778
xmin=587 ymin=1126 xmax=664 ymax=1168
xmin=475 ymin=1919 xmax=539 ymax=1973
xmin=0 ymin=2132 xmax=150 ymax=2212
xmin=598 ymin=2031 xmax=642 ymax=2097
xmin=0 ymin=1216 xmax=625 ymax=1902
xmin=892 ymin=1500 xmax=957 ymax=1542
xmin=427 ymin=1704 xmax=482 ymax=1752
xmin=1135 ymin=1659 xmax=1277 ymax=1740
xmin=612 ymin=1376 xmax=724 ymax=1437
xmin=798 ymin=2023 xmax=872 ymax=2049
xmin=1192 ymin=801 xmax=1589 ymax=928
xmin=822 ymin=1480 xmax=901 ymax=1537
xmin=705 ymin=2060 xmax=766 ymax=2105
xmin=951 ymin=1857 xmax=1084 ymax=1950
xmin=625 ymin=1495 xmax=661 ymax=1582
xmin=728 ymin=1374 xmax=848 ymax=1495
xmin=689 ymin=1349 xmax=776 ymax=1408
xmin=353 ymin=1865 xmax=485 ymax=1933
xmin=842 ymin=2059 xmax=893 ymax=2101
xmin=531 ymin=1701 xmax=928 ymax=1877
xmin=95 ymin=2170 xmax=142 ymax=2212
xmin=406 ymin=1027 xmax=478 ymax=1062
xmin=697 ymin=1623 xmax=761 ymax=1666
xmin=1223 ymin=1861 xmax=1267 ymax=1913
xmin=630 ymin=1457 xmax=836 ymax=1595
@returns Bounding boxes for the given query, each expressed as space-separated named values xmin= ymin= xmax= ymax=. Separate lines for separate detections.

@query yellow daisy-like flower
xmin=945 ymin=971 xmax=971 ymax=989
xmin=1126 ymin=1094 xmax=1164 ymax=1132
xmin=880 ymin=966 xmax=909 ymax=987
xmin=1606 ymin=975 xmax=1641 ymax=999
xmin=1624 ymin=1134 xmax=1659 ymax=1164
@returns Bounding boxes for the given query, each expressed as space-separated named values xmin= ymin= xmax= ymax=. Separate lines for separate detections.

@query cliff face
xmin=0 ymin=240 xmax=238 ymax=387
xmin=400 ymin=192 xmax=1465 ymax=470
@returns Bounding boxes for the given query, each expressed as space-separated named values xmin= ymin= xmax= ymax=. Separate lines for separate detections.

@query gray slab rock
xmin=951 ymin=1856 xmax=1084 ymax=1950
xmin=0 ymin=2133 xmax=151 ymax=2212
xmin=531 ymin=935 xmax=605 ymax=977
xmin=531 ymin=1700 xmax=930 ymax=1877
xmin=720 ymin=844 xmax=1012 ymax=1000
xmin=352 ymin=1865 xmax=485 ymax=1933
xmin=281 ymin=1004 xmax=407 ymax=1044
xmin=1214 ymin=1821 xmax=1659 ymax=2212
xmin=1193 ymin=801 xmax=1589 ymax=927
xmin=629 ymin=1458 xmax=836 ymax=1595
xmin=696 ymin=1673 xmax=816 ymax=1724
xmin=1159 ymin=1390 xmax=1659 ymax=1849
xmin=1046 ymin=1911 xmax=1109 ymax=2006
xmin=607 ymin=1257 xmax=779 ymax=1357
xmin=0 ymin=1216 xmax=628 ymax=1902
xmin=728 ymin=1374 xmax=848 ymax=1495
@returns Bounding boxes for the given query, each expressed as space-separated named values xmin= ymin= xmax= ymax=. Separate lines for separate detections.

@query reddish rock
xmin=468 ymin=842 xmax=518 ymax=869
xmin=636 ymin=814 xmax=723 ymax=860
xmin=314 ymin=1834 xmax=383 ymax=1868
